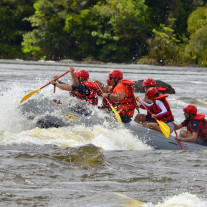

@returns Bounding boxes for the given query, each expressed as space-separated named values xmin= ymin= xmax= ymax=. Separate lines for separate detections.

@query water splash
xmin=0 ymin=124 xmax=151 ymax=151
xmin=65 ymin=192 xmax=207 ymax=207
xmin=151 ymin=192 xmax=207 ymax=207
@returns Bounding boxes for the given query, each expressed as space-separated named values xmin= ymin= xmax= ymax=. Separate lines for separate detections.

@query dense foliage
xmin=139 ymin=19 xmax=182 ymax=65
xmin=0 ymin=0 xmax=35 ymax=58
xmin=0 ymin=0 xmax=207 ymax=66
xmin=22 ymin=0 xmax=151 ymax=62
xmin=185 ymin=7 xmax=207 ymax=66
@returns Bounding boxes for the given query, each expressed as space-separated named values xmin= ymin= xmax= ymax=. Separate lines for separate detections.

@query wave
xmin=63 ymin=192 xmax=207 ymax=207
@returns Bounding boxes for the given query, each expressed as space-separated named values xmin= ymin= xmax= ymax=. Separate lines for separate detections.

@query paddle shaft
xmin=94 ymin=81 xmax=122 ymax=124
xmin=95 ymin=83 xmax=112 ymax=107
xmin=40 ymin=70 xmax=71 ymax=90
xmin=136 ymin=98 xmax=159 ymax=121
xmin=136 ymin=97 xmax=171 ymax=138
xmin=20 ymin=69 xmax=71 ymax=103
xmin=174 ymin=129 xmax=184 ymax=150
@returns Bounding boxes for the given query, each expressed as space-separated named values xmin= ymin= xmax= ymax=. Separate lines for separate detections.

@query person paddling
xmin=174 ymin=105 xmax=207 ymax=146
xmin=142 ymin=78 xmax=167 ymax=104
xmin=50 ymin=68 xmax=98 ymax=105
xmin=134 ymin=87 xmax=174 ymax=133
xmin=137 ymin=78 xmax=169 ymax=120
xmin=100 ymin=70 xmax=136 ymax=123
xmin=97 ymin=78 xmax=115 ymax=110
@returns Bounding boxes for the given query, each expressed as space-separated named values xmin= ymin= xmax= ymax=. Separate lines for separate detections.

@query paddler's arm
xmin=102 ymin=92 xmax=125 ymax=100
xmin=173 ymin=122 xmax=197 ymax=142
xmin=70 ymin=67 xmax=79 ymax=85
xmin=154 ymin=100 xmax=167 ymax=119
xmin=177 ymin=132 xmax=198 ymax=142
xmin=173 ymin=122 xmax=183 ymax=130
xmin=93 ymin=79 xmax=111 ymax=93
xmin=50 ymin=80 xmax=72 ymax=91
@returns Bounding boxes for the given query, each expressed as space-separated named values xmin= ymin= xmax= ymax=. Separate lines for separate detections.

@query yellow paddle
xmin=65 ymin=114 xmax=79 ymax=122
xmin=20 ymin=69 xmax=71 ymax=103
xmin=136 ymin=97 xmax=170 ymax=138
xmin=94 ymin=80 xmax=122 ymax=124
xmin=114 ymin=193 xmax=144 ymax=207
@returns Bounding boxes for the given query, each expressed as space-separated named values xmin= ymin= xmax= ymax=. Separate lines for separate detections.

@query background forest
xmin=0 ymin=0 xmax=207 ymax=66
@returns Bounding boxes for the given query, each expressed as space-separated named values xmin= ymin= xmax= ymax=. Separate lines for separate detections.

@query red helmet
xmin=183 ymin=105 xmax=197 ymax=114
xmin=146 ymin=87 xmax=159 ymax=99
xmin=108 ymin=70 xmax=123 ymax=79
xmin=143 ymin=78 xmax=156 ymax=87
xmin=74 ymin=69 xmax=89 ymax=79
xmin=106 ymin=78 xmax=110 ymax=85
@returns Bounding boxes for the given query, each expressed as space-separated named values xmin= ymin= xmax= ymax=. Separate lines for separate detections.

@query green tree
xmin=185 ymin=7 xmax=207 ymax=66
xmin=63 ymin=6 xmax=102 ymax=60
xmin=145 ymin=0 xmax=200 ymax=40
xmin=0 ymin=0 xmax=35 ymax=58
xmin=22 ymin=0 xmax=72 ymax=60
xmin=89 ymin=0 xmax=150 ymax=62
xmin=22 ymin=0 xmax=103 ymax=60
xmin=139 ymin=19 xmax=183 ymax=65
xmin=22 ymin=0 xmax=151 ymax=62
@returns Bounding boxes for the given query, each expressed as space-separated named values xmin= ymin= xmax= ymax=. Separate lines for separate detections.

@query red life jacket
xmin=156 ymin=87 xmax=167 ymax=93
xmin=144 ymin=87 xmax=167 ymax=99
xmin=187 ymin=113 xmax=207 ymax=143
xmin=70 ymin=81 xmax=98 ymax=105
xmin=152 ymin=94 xmax=174 ymax=122
xmin=101 ymin=87 xmax=115 ymax=109
xmin=144 ymin=87 xmax=166 ymax=114
xmin=112 ymin=80 xmax=137 ymax=117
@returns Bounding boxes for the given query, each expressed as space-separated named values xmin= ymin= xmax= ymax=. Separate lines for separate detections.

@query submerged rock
xmin=133 ymin=80 xmax=175 ymax=94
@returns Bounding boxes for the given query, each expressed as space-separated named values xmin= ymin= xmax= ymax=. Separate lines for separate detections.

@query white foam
xmin=144 ymin=193 xmax=207 ymax=207
xmin=92 ymin=125 xmax=151 ymax=150
xmin=0 ymin=124 xmax=151 ymax=150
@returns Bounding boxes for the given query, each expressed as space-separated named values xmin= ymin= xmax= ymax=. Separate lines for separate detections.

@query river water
xmin=0 ymin=59 xmax=207 ymax=206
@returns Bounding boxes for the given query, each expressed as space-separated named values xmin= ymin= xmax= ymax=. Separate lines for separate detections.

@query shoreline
xmin=0 ymin=58 xmax=201 ymax=68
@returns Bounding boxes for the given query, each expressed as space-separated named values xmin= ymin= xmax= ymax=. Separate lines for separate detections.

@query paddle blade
xmin=110 ymin=106 xmax=122 ymax=124
xmin=157 ymin=120 xmax=170 ymax=138
xmin=20 ymin=88 xmax=40 ymax=103
xmin=65 ymin=114 xmax=79 ymax=122
xmin=114 ymin=193 xmax=144 ymax=206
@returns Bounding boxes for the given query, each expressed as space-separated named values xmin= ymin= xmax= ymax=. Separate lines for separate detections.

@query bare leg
xmin=142 ymin=122 xmax=161 ymax=132
xmin=134 ymin=114 xmax=146 ymax=124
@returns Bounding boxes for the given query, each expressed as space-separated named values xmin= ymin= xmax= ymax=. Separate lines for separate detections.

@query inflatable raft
xmin=19 ymin=98 xmax=207 ymax=151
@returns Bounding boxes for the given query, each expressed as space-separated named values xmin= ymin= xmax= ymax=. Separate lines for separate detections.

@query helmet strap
xmin=114 ymin=78 xmax=120 ymax=87
xmin=78 ymin=77 xmax=82 ymax=83
xmin=189 ymin=113 xmax=195 ymax=120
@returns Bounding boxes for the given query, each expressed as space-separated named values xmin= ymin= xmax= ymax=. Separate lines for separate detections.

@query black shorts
xmin=146 ymin=114 xmax=157 ymax=123
xmin=119 ymin=113 xmax=133 ymax=123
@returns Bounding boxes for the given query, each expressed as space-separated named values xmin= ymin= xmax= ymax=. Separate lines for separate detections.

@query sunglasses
xmin=109 ymin=77 xmax=114 ymax=80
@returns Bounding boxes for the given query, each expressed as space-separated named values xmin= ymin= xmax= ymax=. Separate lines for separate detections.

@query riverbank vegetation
xmin=0 ymin=0 xmax=206 ymax=66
